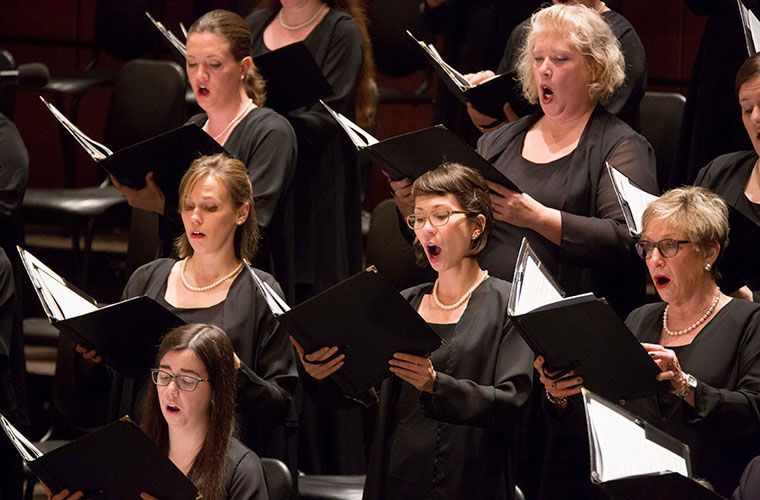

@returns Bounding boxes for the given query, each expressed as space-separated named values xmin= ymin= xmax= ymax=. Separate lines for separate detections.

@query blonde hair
xmin=174 ymin=154 xmax=259 ymax=262
xmin=516 ymin=3 xmax=625 ymax=106
xmin=641 ymin=186 xmax=729 ymax=278
xmin=189 ymin=9 xmax=267 ymax=106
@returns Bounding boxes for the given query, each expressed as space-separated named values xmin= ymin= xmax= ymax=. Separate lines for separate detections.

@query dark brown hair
xmin=257 ymin=0 xmax=377 ymax=127
xmin=412 ymin=163 xmax=493 ymax=261
xmin=140 ymin=324 xmax=237 ymax=500
xmin=174 ymin=154 xmax=259 ymax=262
xmin=736 ymin=52 xmax=760 ymax=96
xmin=189 ymin=9 xmax=267 ymax=106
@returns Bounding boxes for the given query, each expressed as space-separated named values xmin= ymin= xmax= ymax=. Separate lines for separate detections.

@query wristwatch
xmin=677 ymin=373 xmax=697 ymax=399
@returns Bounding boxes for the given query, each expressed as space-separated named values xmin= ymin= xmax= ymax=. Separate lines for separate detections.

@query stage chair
xmin=639 ymin=91 xmax=686 ymax=191
xmin=261 ymin=457 xmax=293 ymax=500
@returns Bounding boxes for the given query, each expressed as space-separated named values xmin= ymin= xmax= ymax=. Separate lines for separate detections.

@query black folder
xmin=19 ymin=247 xmax=185 ymax=378
xmin=600 ymin=472 xmax=724 ymax=499
xmin=251 ymin=267 xmax=443 ymax=397
xmin=2 ymin=415 xmax=199 ymax=500
xmin=508 ymin=240 xmax=666 ymax=403
xmin=253 ymin=42 xmax=334 ymax=114
xmin=100 ymin=124 xmax=227 ymax=210
xmin=717 ymin=205 xmax=760 ymax=294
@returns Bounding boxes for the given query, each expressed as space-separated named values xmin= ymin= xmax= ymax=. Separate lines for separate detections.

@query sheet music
xmin=39 ymin=97 xmax=112 ymax=161
xmin=146 ymin=12 xmax=187 ymax=57
xmin=247 ymin=267 xmax=290 ymax=316
xmin=19 ymin=248 xmax=98 ymax=321
xmin=585 ymin=394 xmax=688 ymax=483
xmin=320 ymin=100 xmax=379 ymax=147
xmin=739 ymin=0 xmax=760 ymax=55
xmin=0 ymin=414 xmax=43 ymax=462
xmin=607 ymin=164 xmax=658 ymax=234
xmin=406 ymin=31 xmax=471 ymax=91
xmin=510 ymin=239 xmax=565 ymax=315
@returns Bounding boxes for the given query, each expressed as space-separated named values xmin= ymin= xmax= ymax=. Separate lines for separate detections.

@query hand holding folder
xmin=250 ymin=266 xmax=443 ymax=397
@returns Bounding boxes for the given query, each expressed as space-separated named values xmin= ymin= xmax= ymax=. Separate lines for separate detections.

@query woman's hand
xmin=41 ymin=483 xmax=84 ymax=500
xmin=487 ymin=181 xmax=562 ymax=243
xmin=383 ymin=171 xmax=414 ymax=218
xmin=388 ymin=353 xmax=436 ymax=392
xmin=534 ymin=356 xmax=583 ymax=408
xmin=139 ymin=493 xmax=158 ymax=500
xmin=289 ymin=336 xmax=344 ymax=380
xmin=641 ymin=343 xmax=694 ymax=404
xmin=110 ymin=171 xmax=166 ymax=214
xmin=75 ymin=344 xmax=102 ymax=364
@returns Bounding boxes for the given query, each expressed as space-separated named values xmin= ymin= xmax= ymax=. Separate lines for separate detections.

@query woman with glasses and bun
xmin=45 ymin=324 xmax=268 ymax=500
xmin=536 ymin=186 xmax=760 ymax=497
xmin=293 ymin=163 xmax=533 ymax=500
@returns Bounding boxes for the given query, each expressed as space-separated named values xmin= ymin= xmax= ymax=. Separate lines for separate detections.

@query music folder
xmin=18 ymin=247 xmax=185 ymax=378
xmin=407 ymin=30 xmax=533 ymax=119
xmin=607 ymin=163 xmax=659 ymax=236
xmin=249 ymin=266 xmax=444 ymax=398
xmin=1 ymin=414 xmax=200 ymax=500
xmin=40 ymin=97 xmax=227 ymax=210
xmin=717 ymin=204 xmax=760 ymax=294
xmin=321 ymin=101 xmax=521 ymax=191
xmin=582 ymin=390 xmax=723 ymax=499
xmin=507 ymin=239 xmax=667 ymax=403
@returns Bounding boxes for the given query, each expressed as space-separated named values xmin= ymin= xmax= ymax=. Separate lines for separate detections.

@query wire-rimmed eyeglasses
xmin=635 ymin=239 xmax=691 ymax=260
xmin=150 ymin=368 xmax=209 ymax=392
xmin=406 ymin=210 xmax=469 ymax=230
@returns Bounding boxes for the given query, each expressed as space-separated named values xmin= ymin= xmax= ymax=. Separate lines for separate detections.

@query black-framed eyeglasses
xmin=406 ymin=210 xmax=469 ymax=230
xmin=151 ymin=368 xmax=209 ymax=392
xmin=635 ymin=239 xmax=691 ymax=260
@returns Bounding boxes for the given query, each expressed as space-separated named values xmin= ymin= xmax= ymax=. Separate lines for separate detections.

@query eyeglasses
xmin=151 ymin=369 xmax=209 ymax=392
xmin=406 ymin=210 xmax=469 ymax=230
xmin=635 ymin=239 xmax=691 ymax=260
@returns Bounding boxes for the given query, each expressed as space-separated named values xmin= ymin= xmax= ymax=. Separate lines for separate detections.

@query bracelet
xmin=545 ymin=388 xmax=567 ymax=406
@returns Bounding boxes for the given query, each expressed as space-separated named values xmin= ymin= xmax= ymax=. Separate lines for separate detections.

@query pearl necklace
xmin=278 ymin=3 xmax=327 ymax=31
xmin=207 ymin=99 xmax=253 ymax=141
xmin=432 ymin=270 xmax=489 ymax=310
xmin=181 ymin=258 xmax=244 ymax=292
xmin=662 ymin=293 xmax=720 ymax=336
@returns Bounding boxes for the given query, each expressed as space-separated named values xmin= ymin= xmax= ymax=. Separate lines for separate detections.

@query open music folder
xmin=407 ymin=30 xmax=533 ymax=119
xmin=507 ymin=239 xmax=667 ymax=403
xmin=321 ymin=100 xmax=521 ymax=191
xmin=607 ymin=163 xmax=659 ymax=236
xmin=40 ymin=97 xmax=227 ymax=210
xmin=582 ymin=390 xmax=724 ymax=499
xmin=1 ymin=414 xmax=200 ymax=499
xmin=249 ymin=266 xmax=443 ymax=398
xmin=18 ymin=247 xmax=185 ymax=378
xmin=146 ymin=12 xmax=333 ymax=114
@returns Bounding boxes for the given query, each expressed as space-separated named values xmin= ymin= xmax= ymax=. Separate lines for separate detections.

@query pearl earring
xmin=471 ymin=231 xmax=480 ymax=240
xmin=704 ymin=263 xmax=712 ymax=272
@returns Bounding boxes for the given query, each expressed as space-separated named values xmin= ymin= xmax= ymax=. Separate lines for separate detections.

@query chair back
xmin=639 ymin=91 xmax=686 ymax=191
xmin=105 ymin=59 xmax=186 ymax=150
xmin=261 ymin=457 xmax=293 ymax=500
xmin=0 ymin=50 xmax=16 ymax=118
xmin=367 ymin=0 xmax=428 ymax=77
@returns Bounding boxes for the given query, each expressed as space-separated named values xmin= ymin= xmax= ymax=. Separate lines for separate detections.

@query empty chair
xmin=639 ymin=91 xmax=686 ymax=191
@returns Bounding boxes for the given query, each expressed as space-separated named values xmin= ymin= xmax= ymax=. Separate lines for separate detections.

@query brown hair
xmin=516 ymin=3 xmax=624 ymax=106
xmin=189 ymin=9 xmax=267 ymax=106
xmin=257 ymin=0 xmax=377 ymax=128
xmin=140 ymin=324 xmax=238 ymax=500
xmin=411 ymin=163 xmax=493 ymax=261
xmin=174 ymin=154 xmax=259 ymax=262
xmin=641 ymin=186 xmax=729 ymax=280
xmin=736 ymin=52 xmax=760 ymax=96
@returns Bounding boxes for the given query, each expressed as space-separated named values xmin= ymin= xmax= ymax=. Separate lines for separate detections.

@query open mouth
xmin=427 ymin=244 xmax=441 ymax=257
xmin=166 ymin=404 xmax=180 ymax=414
xmin=198 ymin=86 xmax=209 ymax=96
xmin=190 ymin=231 xmax=205 ymax=238
xmin=653 ymin=275 xmax=670 ymax=287
xmin=541 ymin=86 xmax=554 ymax=102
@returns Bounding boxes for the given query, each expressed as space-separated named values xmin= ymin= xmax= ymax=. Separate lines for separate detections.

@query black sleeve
xmin=228 ymin=451 xmax=269 ymax=500
xmin=604 ymin=23 xmax=646 ymax=117
xmin=560 ymin=135 xmax=657 ymax=270
xmin=0 ymin=114 xmax=28 ymax=225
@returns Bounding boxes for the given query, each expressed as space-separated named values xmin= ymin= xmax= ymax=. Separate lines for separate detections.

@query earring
xmin=471 ymin=231 xmax=480 ymax=240
xmin=704 ymin=263 xmax=712 ymax=272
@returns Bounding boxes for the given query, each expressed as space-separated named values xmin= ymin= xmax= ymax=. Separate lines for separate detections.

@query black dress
xmin=694 ymin=150 xmax=760 ymax=298
xmin=247 ymin=8 xmax=364 ymax=301
xmin=477 ymin=106 xmax=657 ymax=318
xmin=627 ymin=300 xmax=760 ymax=497
xmin=496 ymin=9 xmax=647 ymax=131
xmin=225 ymin=437 xmax=269 ymax=500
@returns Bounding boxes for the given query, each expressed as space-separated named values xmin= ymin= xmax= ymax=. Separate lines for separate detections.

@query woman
xmin=46 ymin=324 xmax=269 ymax=500
xmin=392 ymin=3 xmax=657 ymax=318
xmin=114 ymin=9 xmax=297 ymax=299
xmin=60 ymin=154 xmax=297 ymax=461
xmin=296 ymin=163 xmax=533 ymax=499
xmin=247 ymin=0 xmax=375 ymax=301
xmin=540 ymin=187 xmax=760 ymax=497
xmin=695 ymin=51 xmax=760 ymax=302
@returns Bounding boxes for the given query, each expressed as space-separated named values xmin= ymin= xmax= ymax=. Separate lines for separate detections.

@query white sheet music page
xmin=320 ymin=100 xmax=378 ymax=148
xmin=585 ymin=395 xmax=688 ymax=483
xmin=514 ymin=254 xmax=564 ymax=315
xmin=739 ymin=0 xmax=760 ymax=54
xmin=0 ymin=414 xmax=42 ymax=462
xmin=607 ymin=164 xmax=658 ymax=234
